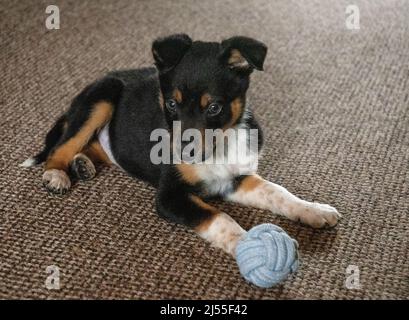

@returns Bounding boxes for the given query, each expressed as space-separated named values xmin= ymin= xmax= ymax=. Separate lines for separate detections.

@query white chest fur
xmin=194 ymin=126 xmax=259 ymax=195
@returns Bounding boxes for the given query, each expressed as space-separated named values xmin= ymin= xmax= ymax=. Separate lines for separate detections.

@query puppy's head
xmin=152 ymin=34 xmax=267 ymax=133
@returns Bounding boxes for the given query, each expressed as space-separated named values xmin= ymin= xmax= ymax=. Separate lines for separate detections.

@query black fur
xmin=35 ymin=34 xmax=267 ymax=229
xmin=32 ymin=114 xmax=66 ymax=164
xmin=59 ymin=77 xmax=123 ymax=147
xmin=152 ymin=34 xmax=193 ymax=74
xmin=34 ymin=77 xmax=124 ymax=164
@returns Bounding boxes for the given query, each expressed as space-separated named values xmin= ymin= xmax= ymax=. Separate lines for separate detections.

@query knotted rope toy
xmin=236 ymin=223 xmax=299 ymax=288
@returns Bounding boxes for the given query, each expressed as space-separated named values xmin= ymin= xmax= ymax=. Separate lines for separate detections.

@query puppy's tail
xmin=19 ymin=115 xmax=67 ymax=168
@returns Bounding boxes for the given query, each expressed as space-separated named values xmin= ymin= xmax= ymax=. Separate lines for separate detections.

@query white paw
xmin=292 ymin=202 xmax=341 ymax=228
xmin=42 ymin=169 xmax=71 ymax=196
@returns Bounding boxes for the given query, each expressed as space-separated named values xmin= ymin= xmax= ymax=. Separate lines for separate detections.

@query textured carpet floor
xmin=1 ymin=0 xmax=408 ymax=299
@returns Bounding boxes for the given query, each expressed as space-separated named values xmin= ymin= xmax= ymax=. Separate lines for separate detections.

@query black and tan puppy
xmin=21 ymin=34 xmax=340 ymax=256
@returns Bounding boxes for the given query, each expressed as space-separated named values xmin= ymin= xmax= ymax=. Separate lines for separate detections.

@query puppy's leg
xmin=156 ymin=188 xmax=245 ymax=256
xmin=227 ymin=174 xmax=340 ymax=228
xmin=42 ymin=77 xmax=123 ymax=195
xmin=191 ymin=196 xmax=246 ymax=256
xmin=43 ymin=101 xmax=113 ymax=194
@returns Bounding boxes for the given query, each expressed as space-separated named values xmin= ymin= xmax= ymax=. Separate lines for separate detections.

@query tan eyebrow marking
xmin=200 ymin=93 xmax=211 ymax=109
xmin=173 ymin=89 xmax=183 ymax=103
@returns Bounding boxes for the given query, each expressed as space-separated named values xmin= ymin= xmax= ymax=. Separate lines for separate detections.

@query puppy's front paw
xmin=42 ymin=169 xmax=71 ymax=196
xmin=292 ymin=202 xmax=341 ymax=228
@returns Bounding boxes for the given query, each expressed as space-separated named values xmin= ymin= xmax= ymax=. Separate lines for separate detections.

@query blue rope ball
xmin=236 ymin=223 xmax=299 ymax=288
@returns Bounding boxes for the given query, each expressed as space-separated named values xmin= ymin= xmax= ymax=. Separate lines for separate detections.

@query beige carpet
xmin=1 ymin=0 xmax=408 ymax=299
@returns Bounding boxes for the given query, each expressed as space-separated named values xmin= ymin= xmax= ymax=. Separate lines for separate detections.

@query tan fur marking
xmin=159 ymin=91 xmax=164 ymax=110
xmin=46 ymin=102 xmax=113 ymax=171
xmin=84 ymin=140 xmax=112 ymax=164
xmin=200 ymin=93 xmax=211 ymax=109
xmin=238 ymin=174 xmax=263 ymax=192
xmin=191 ymin=195 xmax=218 ymax=213
xmin=228 ymin=49 xmax=247 ymax=68
xmin=223 ymin=98 xmax=243 ymax=130
xmin=176 ymin=163 xmax=201 ymax=185
xmin=174 ymin=89 xmax=183 ymax=103
xmin=191 ymin=195 xmax=220 ymax=233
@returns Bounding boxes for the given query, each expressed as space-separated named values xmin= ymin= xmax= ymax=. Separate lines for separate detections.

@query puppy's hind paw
xmin=70 ymin=153 xmax=96 ymax=181
xmin=42 ymin=169 xmax=71 ymax=196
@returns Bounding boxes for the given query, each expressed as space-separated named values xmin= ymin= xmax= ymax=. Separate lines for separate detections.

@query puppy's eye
xmin=207 ymin=103 xmax=222 ymax=116
xmin=165 ymin=99 xmax=177 ymax=113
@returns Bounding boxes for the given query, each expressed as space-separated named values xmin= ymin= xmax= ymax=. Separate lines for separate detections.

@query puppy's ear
xmin=220 ymin=36 xmax=267 ymax=71
xmin=152 ymin=34 xmax=192 ymax=73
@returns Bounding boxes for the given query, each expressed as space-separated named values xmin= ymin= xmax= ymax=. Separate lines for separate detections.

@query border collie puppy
xmin=22 ymin=34 xmax=340 ymax=256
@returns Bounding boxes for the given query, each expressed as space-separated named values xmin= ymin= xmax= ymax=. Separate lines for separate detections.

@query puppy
xmin=21 ymin=34 xmax=340 ymax=256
